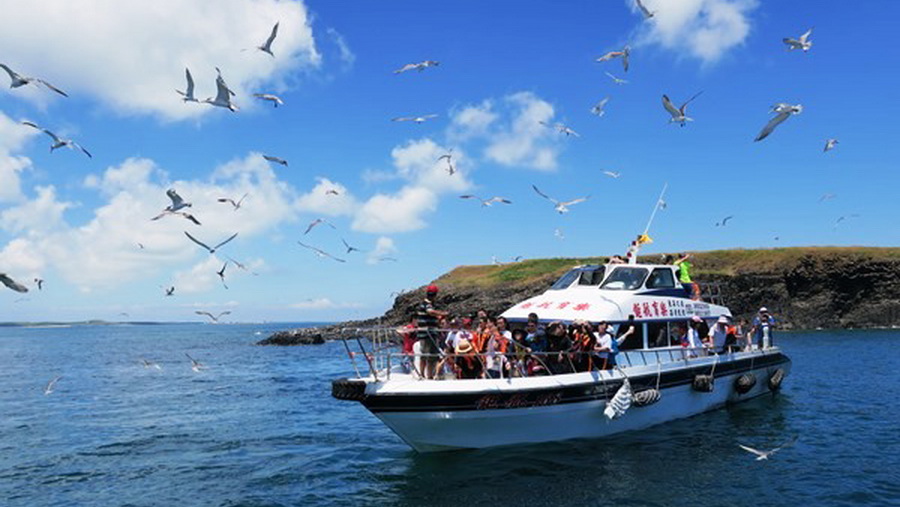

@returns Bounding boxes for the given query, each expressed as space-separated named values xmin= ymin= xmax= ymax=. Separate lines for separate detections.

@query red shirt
xmin=401 ymin=324 xmax=416 ymax=354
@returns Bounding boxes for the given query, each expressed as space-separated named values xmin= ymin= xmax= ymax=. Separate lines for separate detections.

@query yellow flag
xmin=638 ymin=234 xmax=653 ymax=245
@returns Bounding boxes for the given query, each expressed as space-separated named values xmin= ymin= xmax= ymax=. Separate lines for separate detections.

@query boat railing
xmin=335 ymin=326 xmax=764 ymax=381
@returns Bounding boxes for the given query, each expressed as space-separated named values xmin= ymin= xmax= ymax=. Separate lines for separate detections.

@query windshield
xmin=549 ymin=269 xmax=580 ymax=290
xmin=600 ymin=267 xmax=649 ymax=291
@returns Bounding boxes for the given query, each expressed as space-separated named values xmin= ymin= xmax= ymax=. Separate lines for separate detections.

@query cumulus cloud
xmin=366 ymin=236 xmax=398 ymax=265
xmin=326 ymin=28 xmax=356 ymax=69
xmin=631 ymin=0 xmax=758 ymax=63
xmin=0 ymin=112 xmax=37 ymax=202
xmin=0 ymin=0 xmax=320 ymax=120
xmin=448 ymin=100 xmax=498 ymax=141
xmin=353 ymin=186 xmax=436 ymax=234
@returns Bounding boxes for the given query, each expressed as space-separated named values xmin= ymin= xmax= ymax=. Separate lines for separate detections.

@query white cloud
xmin=0 ymin=186 xmax=72 ymax=234
xmin=390 ymin=138 xmax=471 ymax=193
xmin=449 ymin=100 xmax=498 ymax=141
xmin=631 ymin=0 xmax=758 ymax=63
xmin=289 ymin=298 xmax=362 ymax=310
xmin=366 ymin=236 xmax=398 ymax=265
xmin=0 ymin=1 xmax=320 ymax=120
xmin=0 ymin=112 xmax=37 ymax=202
xmin=352 ymin=186 xmax=436 ymax=234
xmin=326 ymin=28 xmax=356 ymax=69
xmin=296 ymin=177 xmax=359 ymax=216
xmin=171 ymin=256 xmax=226 ymax=294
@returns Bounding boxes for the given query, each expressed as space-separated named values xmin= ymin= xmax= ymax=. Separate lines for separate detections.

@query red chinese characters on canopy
xmin=520 ymin=302 xmax=534 ymax=309
xmin=632 ymin=303 xmax=643 ymax=318
xmin=537 ymin=302 xmax=552 ymax=309
xmin=651 ymin=301 xmax=660 ymax=317
xmin=660 ymin=301 xmax=669 ymax=316
xmin=573 ymin=303 xmax=590 ymax=311
xmin=557 ymin=301 xmax=571 ymax=309
xmin=642 ymin=302 xmax=651 ymax=317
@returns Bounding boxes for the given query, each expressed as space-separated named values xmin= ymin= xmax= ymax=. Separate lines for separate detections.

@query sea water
xmin=0 ymin=324 xmax=897 ymax=506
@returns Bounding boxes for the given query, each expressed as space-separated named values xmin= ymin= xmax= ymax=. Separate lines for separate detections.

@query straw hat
xmin=455 ymin=338 xmax=474 ymax=354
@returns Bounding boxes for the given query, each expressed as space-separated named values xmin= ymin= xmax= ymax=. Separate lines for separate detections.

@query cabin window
xmin=646 ymin=268 xmax=676 ymax=289
xmin=577 ymin=267 xmax=606 ymax=286
xmin=648 ymin=322 xmax=683 ymax=348
xmin=549 ymin=269 xmax=580 ymax=290
xmin=600 ymin=267 xmax=649 ymax=291
xmin=616 ymin=322 xmax=643 ymax=350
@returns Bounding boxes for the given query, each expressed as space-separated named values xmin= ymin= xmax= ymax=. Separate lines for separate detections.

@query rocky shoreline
xmin=259 ymin=247 xmax=900 ymax=345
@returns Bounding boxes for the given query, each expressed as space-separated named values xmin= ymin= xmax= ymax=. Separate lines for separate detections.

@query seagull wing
xmin=217 ymin=311 xmax=232 ymax=319
xmin=22 ymin=121 xmax=61 ymax=143
xmin=36 ymin=79 xmax=68 ymax=97
xmin=490 ymin=197 xmax=512 ymax=204
xmin=662 ymin=95 xmax=681 ymax=118
xmin=723 ymin=215 xmax=733 ymax=225
xmin=635 ymin=0 xmax=653 ymax=18
xmin=394 ymin=63 xmax=416 ymax=74
xmin=0 ymin=63 xmax=17 ymax=82
xmin=681 ymin=91 xmax=704 ymax=112
xmin=799 ymin=27 xmax=813 ymax=43
xmin=0 ymin=273 xmax=29 ymax=293
xmin=531 ymin=185 xmax=558 ymax=204
xmin=184 ymin=68 xmax=195 ymax=97
xmin=755 ymin=110 xmax=791 ymax=142
xmin=184 ymin=231 xmax=213 ymax=253
xmin=562 ymin=196 xmax=590 ymax=207
xmin=71 ymin=141 xmax=91 ymax=158
xmin=738 ymin=444 xmax=766 ymax=458
xmin=214 ymin=72 xmax=233 ymax=102
xmin=195 ymin=311 xmax=214 ymax=320
xmin=213 ymin=233 xmax=238 ymax=251
xmin=303 ymin=219 xmax=320 ymax=235
xmin=459 ymin=195 xmax=480 ymax=201
xmin=263 ymin=22 xmax=279 ymax=51
xmin=181 ymin=213 xmax=201 ymax=226
xmin=167 ymin=189 xmax=184 ymax=209
xmin=622 ymin=47 xmax=630 ymax=72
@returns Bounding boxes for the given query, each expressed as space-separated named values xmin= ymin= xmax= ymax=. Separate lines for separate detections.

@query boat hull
xmin=353 ymin=352 xmax=791 ymax=452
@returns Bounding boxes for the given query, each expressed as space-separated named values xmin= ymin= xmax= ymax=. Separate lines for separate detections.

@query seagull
xmin=164 ymin=286 xmax=175 ymax=297
xmin=0 ymin=63 xmax=68 ymax=96
xmin=605 ymin=71 xmax=629 ymax=85
xmin=635 ymin=0 xmax=655 ymax=19
xmin=263 ymin=154 xmax=288 ymax=166
xmin=596 ymin=45 xmax=630 ymax=72
xmin=224 ymin=256 xmax=259 ymax=276
xmin=184 ymin=231 xmax=238 ymax=254
xmin=738 ymin=436 xmax=797 ymax=461
xmin=376 ymin=256 xmax=399 ymax=262
xmin=438 ymin=150 xmax=455 ymax=175
xmin=0 ymin=273 xmax=28 ymax=293
xmin=21 ymin=121 xmax=91 ymax=158
xmin=824 ymin=138 xmax=839 ymax=152
xmin=304 ymin=218 xmax=336 ymax=235
xmin=512 ymin=256 xmax=525 ymax=262
xmin=203 ymin=67 xmax=238 ymax=112
xmin=755 ymin=103 xmax=802 ymax=142
xmin=175 ymin=67 xmax=198 ymax=102
xmin=195 ymin=310 xmax=231 ymax=323
xmin=492 ymin=256 xmax=504 ymax=266
xmin=603 ymin=170 xmax=621 ymax=179
xmin=590 ymin=97 xmax=610 ymax=117
xmin=325 ymin=189 xmax=340 ymax=196
xmin=218 ymin=193 xmax=248 ymax=211
xmin=818 ymin=193 xmax=837 ymax=202
xmin=459 ymin=195 xmax=512 ymax=207
xmin=140 ymin=359 xmax=162 ymax=370
xmin=834 ymin=214 xmax=860 ymax=228
xmin=43 ymin=376 xmax=62 ymax=395
xmin=539 ymin=121 xmax=580 ymax=137
xmin=662 ymin=92 xmax=703 ymax=126
xmin=554 ymin=228 xmax=565 ymax=240
xmin=783 ymin=28 xmax=813 ymax=52
xmin=216 ymin=262 xmax=228 ymax=289
xmin=257 ymin=22 xmax=280 ymax=57
xmin=715 ymin=215 xmax=734 ymax=227
xmin=394 ymin=60 xmax=440 ymax=74
xmin=151 ymin=189 xmax=200 ymax=224
xmin=185 ymin=353 xmax=206 ymax=371
xmin=342 ymin=238 xmax=363 ymax=254
xmin=153 ymin=211 xmax=200 ymax=225
xmin=297 ymin=241 xmax=346 ymax=263
xmin=34 ymin=278 xmax=44 ymax=290
xmin=253 ymin=93 xmax=284 ymax=107
xmin=392 ymin=114 xmax=438 ymax=124
xmin=532 ymin=185 xmax=590 ymax=214
xmin=137 ymin=243 xmax=145 ymax=249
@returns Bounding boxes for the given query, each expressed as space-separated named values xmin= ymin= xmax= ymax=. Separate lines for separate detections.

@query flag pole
xmin=643 ymin=182 xmax=668 ymax=236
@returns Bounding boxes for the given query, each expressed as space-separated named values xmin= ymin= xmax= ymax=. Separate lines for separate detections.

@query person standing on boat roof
xmin=416 ymin=284 xmax=448 ymax=379
xmin=673 ymin=253 xmax=701 ymax=300
xmin=750 ymin=307 xmax=777 ymax=349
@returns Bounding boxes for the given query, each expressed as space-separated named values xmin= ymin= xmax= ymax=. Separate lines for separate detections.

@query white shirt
xmin=445 ymin=329 xmax=471 ymax=350
xmin=708 ymin=324 xmax=728 ymax=349
xmin=686 ymin=327 xmax=700 ymax=349
xmin=594 ymin=331 xmax=613 ymax=359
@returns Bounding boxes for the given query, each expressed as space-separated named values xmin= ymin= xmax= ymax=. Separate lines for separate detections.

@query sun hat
xmin=455 ymin=338 xmax=474 ymax=354
xmin=691 ymin=315 xmax=703 ymax=323
xmin=717 ymin=315 xmax=729 ymax=324
xmin=759 ymin=307 xmax=768 ymax=313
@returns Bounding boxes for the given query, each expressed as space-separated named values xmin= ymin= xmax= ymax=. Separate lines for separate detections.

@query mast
xmin=627 ymin=183 xmax=668 ymax=264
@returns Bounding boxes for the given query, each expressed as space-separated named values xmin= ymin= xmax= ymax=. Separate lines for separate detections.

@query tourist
xmin=571 ymin=320 xmax=595 ymax=371
xmin=545 ymin=321 xmax=573 ymax=374
xmin=485 ymin=324 xmax=511 ymax=378
xmin=397 ymin=315 xmax=418 ymax=375
xmin=509 ymin=328 xmax=529 ymax=376
xmin=706 ymin=316 xmax=730 ymax=353
xmin=608 ymin=255 xmax=626 ymax=265
xmin=685 ymin=316 xmax=703 ymax=355
xmin=453 ymin=338 xmax=483 ymax=379
xmin=415 ymin=284 xmax=449 ymax=379
xmin=750 ymin=307 xmax=777 ymax=349
xmin=524 ymin=318 xmax=547 ymax=353
xmin=673 ymin=252 xmax=701 ymax=300
xmin=593 ymin=321 xmax=615 ymax=370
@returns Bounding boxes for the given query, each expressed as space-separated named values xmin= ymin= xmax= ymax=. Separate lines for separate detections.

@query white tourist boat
xmin=331 ymin=259 xmax=791 ymax=453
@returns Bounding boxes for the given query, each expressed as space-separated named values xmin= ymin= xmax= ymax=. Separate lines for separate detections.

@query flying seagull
xmin=185 ymin=353 xmax=205 ymax=372
xmin=662 ymin=92 xmax=703 ymax=126
xmin=34 ymin=278 xmax=44 ymax=291
xmin=253 ymin=93 xmax=284 ymax=107
xmin=325 ymin=189 xmax=340 ymax=196
xmin=532 ymin=185 xmax=590 ymax=214
xmin=195 ymin=310 xmax=231 ymax=323
xmin=203 ymin=67 xmax=238 ymax=112
xmin=635 ymin=0 xmax=655 ymax=19
xmin=216 ymin=262 xmax=228 ymax=289
xmin=596 ymin=45 xmax=630 ymax=72
xmin=738 ymin=436 xmax=798 ymax=461
xmin=43 ymin=376 xmax=62 ymax=395
xmin=605 ymin=71 xmax=629 ymax=85
xmin=257 ymin=22 xmax=280 ymax=57
xmin=459 ymin=195 xmax=512 ymax=207
xmin=184 ymin=231 xmax=238 ymax=254
xmin=218 ymin=193 xmax=248 ymax=211
xmin=394 ymin=60 xmax=440 ymax=74
xmin=164 ymin=286 xmax=175 ymax=297
xmin=783 ymin=28 xmax=813 ymax=52
xmin=263 ymin=154 xmax=288 ymax=166
xmin=715 ymin=215 xmax=734 ymax=227
xmin=0 ymin=63 xmax=68 ymax=96
xmin=603 ymin=170 xmax=621 ymax=179
xmin=824 ymin=138 xmax=839 ymax=152
xmin=176 ymin=67 xmax=198 ymax=102
xmin=297 ymin=241 xmax=346 ymax=263
xmin=21 ymin=121 xmax=91 ymax=158
xmin=304 ymin=218 xmax=336 ymax=235
xmin=151 ymin=189 xmax=200 ymax=224
xmin=539 ymin=121 xmax=580 ymax=137
xmin=818 ymin=193 xmax=837 ymax=202
xmin=392 ymin=114 xmax=438 ymax=124
xmin=342 ymin=238 xmax=363 ymax=254
xmin=554 ymin=228 xmax=565 ymax=240
xmin=590 ymin=97 xmax=610 ymax=117
xmin=224 ymin=256 xmax=258 ymax=276
xmin=834 ymin=214 xmax=860 ymax=229
xmin=140 ymin=359 xmax=162 ymax=370
xmin=755 ymin=103 xmax=802 ymax=142
xmin=438 ymin=150 xmax=455 ymax=175
xmin=0 ymin=273 xmax=29 ymax=293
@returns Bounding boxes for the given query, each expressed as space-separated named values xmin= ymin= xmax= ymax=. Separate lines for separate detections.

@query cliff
xmin=258 ymin=247 xmax=900 ymax=345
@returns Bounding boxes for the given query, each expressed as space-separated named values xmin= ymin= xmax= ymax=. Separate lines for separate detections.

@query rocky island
xmin=259 ymin=247 xmax=900 ymax=345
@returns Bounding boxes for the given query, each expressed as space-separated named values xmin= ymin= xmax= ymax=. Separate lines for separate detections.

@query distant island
xmin=259 ymin=246 xmax=900 ymax=345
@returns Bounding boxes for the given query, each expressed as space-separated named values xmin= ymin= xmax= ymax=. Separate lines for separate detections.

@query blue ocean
xmin=0 ymin=324 xmax=897 ymax=506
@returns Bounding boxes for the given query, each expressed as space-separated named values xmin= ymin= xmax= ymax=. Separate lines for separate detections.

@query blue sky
xmin=0 ymin=0 xmax=898 ymax=322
